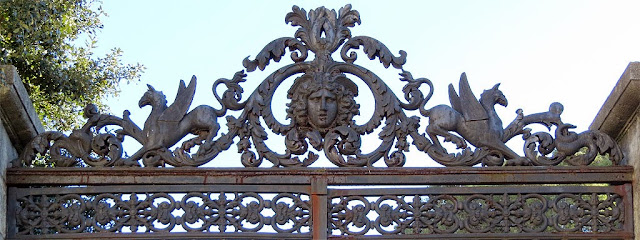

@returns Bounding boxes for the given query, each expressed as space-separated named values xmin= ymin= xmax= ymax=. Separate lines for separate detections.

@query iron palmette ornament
xmin=17 ymin=4 xmax=622 ymax=168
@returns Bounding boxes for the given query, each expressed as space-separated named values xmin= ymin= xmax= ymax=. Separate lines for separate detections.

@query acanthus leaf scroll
xmin=17 ymin=4 xmax=623 ymax=168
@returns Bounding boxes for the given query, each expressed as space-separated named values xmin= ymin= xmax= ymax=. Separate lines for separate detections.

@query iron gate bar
xmin=7 ymin=231 xmax=633 ymax=240
xmin=327 ymin=185 xmax=630 ymax=197
xmin=326 ymin=232 xmax=635 ymax=239
xmin=6 ymin=166 xmax=633 ymax=186
xmin=7 ymin=232 xmax=314 ymax=239
xmin=312 ymin=177 xmax=328 ymax=239
xmin=10 ymin=184 xmax=313 ymax=198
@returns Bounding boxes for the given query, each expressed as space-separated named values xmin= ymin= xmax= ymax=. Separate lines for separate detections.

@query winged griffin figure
xmin=421 ymin=72 xmax=622 ymax=166
xmin=424 ymin=73 xmax=524 ymax=162
xmin=133 ymin=77 xmax=220 ymax=166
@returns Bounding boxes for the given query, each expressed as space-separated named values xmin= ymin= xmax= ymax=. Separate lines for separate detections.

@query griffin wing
xmin=458 ymin=72 xmax=488 ymax=121
xmin=159 ymin=75 xmax=197 ymax=122
xmin=448 ymin=83 xmax=462 ymax=114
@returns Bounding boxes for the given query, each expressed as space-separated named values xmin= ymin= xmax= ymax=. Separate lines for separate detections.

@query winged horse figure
xmin=130 ymin=76 xmax=219 ymax=165
xmin=425 ymin=73 xmax=521 ymax=161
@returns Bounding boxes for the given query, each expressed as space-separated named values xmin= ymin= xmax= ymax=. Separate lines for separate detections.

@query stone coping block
xmin=0 ymin=65 xmax=44 ymax=152
xmin=590 ymin=62 xmax=640 ymax=139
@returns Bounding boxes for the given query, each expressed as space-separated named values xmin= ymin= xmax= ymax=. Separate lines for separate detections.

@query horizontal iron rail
xmin=11 ymin=184 xmax=313 ymax=198
xmin=8 ymin=232 xmax=633 ymax=240
xmin=6 ymin=166 xmax=633 ymax=186
xmin=327 ymin=232 xmax=635 ymax=239
xmin=13 ymin=184 xmax=628 ymax=201
xmin=7 ymin=232 xmax=312 ymax=239
xmin=327 ymin=184 xmax=630 ymax=197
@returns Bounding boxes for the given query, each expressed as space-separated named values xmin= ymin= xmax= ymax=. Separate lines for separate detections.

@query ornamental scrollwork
xmin=13 ymin=189 xmax=626 ymax=236
xmin=16 ymin=192 xmax=310 ymax=235
xmin=17 ymin=4 xmax=623 ymax=167
xmin=329 ymin=192 xmax=624 ymax=235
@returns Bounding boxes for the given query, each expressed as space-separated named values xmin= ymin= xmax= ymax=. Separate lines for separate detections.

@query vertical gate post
xmin=6 ymin=187 xmax=17 ymax=238
xmin=311 ymin=177 xmax=328 ymax=239
xmin=622 ymin=183 xmax=635 ymax=234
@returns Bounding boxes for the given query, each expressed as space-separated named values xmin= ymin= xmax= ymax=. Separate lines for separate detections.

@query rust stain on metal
xmin=311 ymin=193 xmax=321 ymax=239
xmin=236 ymin=175 xmax=244 ymax=184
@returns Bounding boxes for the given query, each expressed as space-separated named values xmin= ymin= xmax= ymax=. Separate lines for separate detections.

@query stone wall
xmin=0 ymin=123 xmax=16 ymax=240
xmin=590 ymin=61 xmax=640 ymax=238
xmin=0 ymin=65 xmax=43 ymax=239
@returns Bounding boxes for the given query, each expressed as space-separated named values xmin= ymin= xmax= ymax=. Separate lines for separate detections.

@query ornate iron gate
xmin=7 ymin=167 xmax=633 ymax=239
xmin=6 ymin=5 xmax=634 ymax=239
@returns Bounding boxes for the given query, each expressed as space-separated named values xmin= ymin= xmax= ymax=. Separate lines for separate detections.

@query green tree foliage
xmin=574 ymin=147 xmax=612 ymax=166
xmin=0 ymin=0 xmax=144 ymax=131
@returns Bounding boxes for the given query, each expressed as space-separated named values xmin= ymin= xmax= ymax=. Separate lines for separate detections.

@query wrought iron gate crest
xmin=15 ymin=5 xmax=623 ymax=168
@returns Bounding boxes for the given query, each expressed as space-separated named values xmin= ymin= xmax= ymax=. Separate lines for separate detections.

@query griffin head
xmin=139 ymin=84 xmax=167 ymax=108
xmin=482 ymin=83 xmax=508 ymax=107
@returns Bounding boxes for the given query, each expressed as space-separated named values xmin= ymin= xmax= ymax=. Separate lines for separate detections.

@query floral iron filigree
xmin=17 ymin=5 xmax=623 ymax=168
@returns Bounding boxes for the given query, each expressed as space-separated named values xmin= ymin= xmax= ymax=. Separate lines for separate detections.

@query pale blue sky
xmin=94 ymin=1 xmax=640 ymax=167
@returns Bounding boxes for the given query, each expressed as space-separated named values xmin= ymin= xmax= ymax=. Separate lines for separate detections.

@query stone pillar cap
xmin=0 ymin=65 xmax=44 ymax=152
xmin=590 ymin=62 xmax=640 ymax=139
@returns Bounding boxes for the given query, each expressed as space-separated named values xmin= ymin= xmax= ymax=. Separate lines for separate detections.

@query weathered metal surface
xmin=4 ymin=4 xmax=635 ymax=240
xmin=6 ymin=166 xmax=633 ymax=186
xmin=7 ymin=182 xmax=633 ymax=239
xmin=311 ymin=178 xmax=328 ymax=239
xmin=14 ymin=4 xmax=623 ymax=168
xmin=10 ymin=185 xmax=312 ymax=237
xmin=6 ymin=168 xmax=635 ymax=239
xmin=328 ymin=186 xmax=630 ymax=236
xmin=8 ymin=232 xmax=633 ymax=240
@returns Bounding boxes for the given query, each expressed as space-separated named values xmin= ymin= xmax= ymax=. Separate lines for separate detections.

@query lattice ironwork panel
xmin=8 ymin=185 xmax=312 ymax=239
xmin=8 ymin=183 xmax=633 ymax=239
xmin=327 ymin=185 xmax=633 ymax=239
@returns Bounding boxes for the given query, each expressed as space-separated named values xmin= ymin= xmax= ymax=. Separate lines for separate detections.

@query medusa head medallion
xmin=280 ymin=71 xmax=362 ymax=166
xmin=287 ymin=71 xmax=359 ymax=134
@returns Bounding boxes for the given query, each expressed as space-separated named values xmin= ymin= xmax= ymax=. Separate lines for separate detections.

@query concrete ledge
xmin=0 ymin=65 xmax=44 ymax=152
xmin=590 ymin=62 xmax=640 ymax=139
